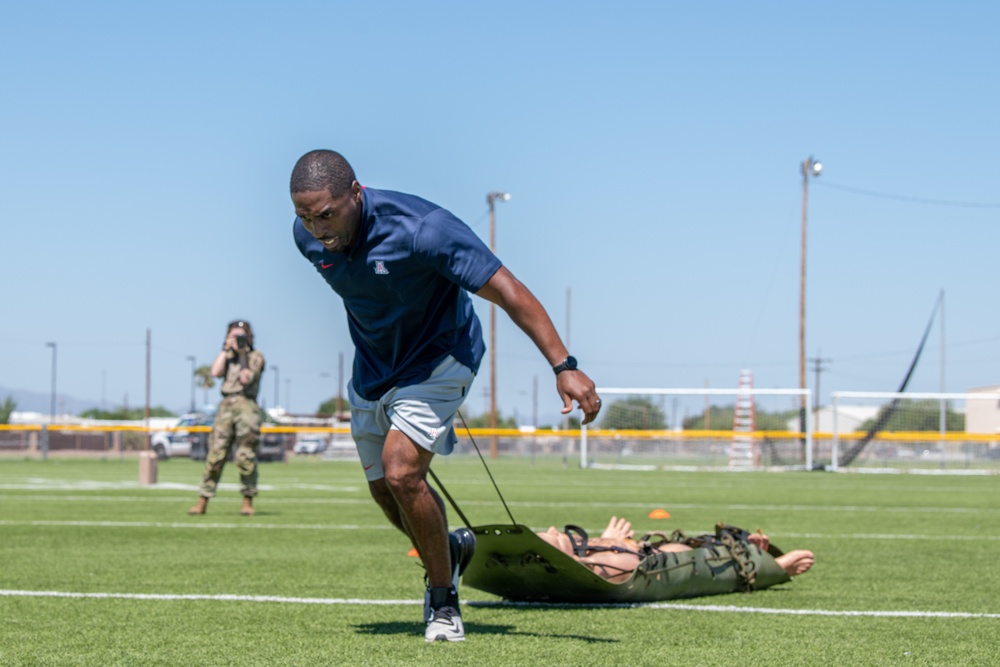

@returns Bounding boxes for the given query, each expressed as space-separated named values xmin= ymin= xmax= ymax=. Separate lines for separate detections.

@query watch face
xmin=554 ymin=355 xmax=579 ymax=374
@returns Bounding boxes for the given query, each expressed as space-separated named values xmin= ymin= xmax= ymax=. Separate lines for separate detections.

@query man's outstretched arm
xmin=475 ymin=266 xmax=601 ymax=424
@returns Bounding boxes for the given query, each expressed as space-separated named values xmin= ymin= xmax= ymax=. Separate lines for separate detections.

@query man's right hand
xmin=557 ymin=369 xmax=601 ymax=425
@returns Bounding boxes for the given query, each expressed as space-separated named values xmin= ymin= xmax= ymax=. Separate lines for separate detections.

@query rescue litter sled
xmin=461 ymin=522 xmax=792 ymax=604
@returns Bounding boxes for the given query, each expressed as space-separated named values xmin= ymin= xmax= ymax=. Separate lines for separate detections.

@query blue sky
xmin=1 ymin=1 xmax=998 ymax=423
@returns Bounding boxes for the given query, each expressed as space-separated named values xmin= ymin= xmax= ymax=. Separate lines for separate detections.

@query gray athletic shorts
xmin=348 ymin=355 xmax=475 ymax=482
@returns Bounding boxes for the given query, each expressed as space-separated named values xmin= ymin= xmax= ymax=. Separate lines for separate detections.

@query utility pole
xmin=808 ymin=352 xmax=832 ymax=415
xmin=563 ymin=287 xmax=571 ymax=431
xmin=273 ymin=365 xmax=280 ymax=409
xmin=565 ymin=287 xmax=571 ymax=350
xmin=338 ymin=352 xmax=344 ymax=419
xmin=45 ymin=342 xmax=57 ymax=424
xmin=703 ymin=378 xmax=710 ymax=429
xmin=186 ymin=355 xmax=196 ymax=412
xmin=938 ymin=289 xmax=947 ymax=455
xmin=145 ymin=328 xmax=151 ymax=450
xmin=532 ymin=375 xmax=538 ymax=429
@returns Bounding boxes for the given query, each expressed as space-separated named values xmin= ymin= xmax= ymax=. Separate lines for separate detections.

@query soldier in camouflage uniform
xmin=188 ymin=320 xmax=266 ymax=516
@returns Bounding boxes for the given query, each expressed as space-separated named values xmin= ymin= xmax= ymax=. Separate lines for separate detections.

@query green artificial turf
xmin=0 ymin=456 xmax=997 ymax=666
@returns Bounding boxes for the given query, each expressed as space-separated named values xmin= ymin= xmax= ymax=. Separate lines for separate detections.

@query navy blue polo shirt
xmin=293 ymin=187 xmax=502 ymax=401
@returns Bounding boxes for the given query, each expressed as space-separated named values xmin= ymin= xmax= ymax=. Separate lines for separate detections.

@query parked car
xmin=294 ymin=432 xmax=330 ymax=455
xmin=150 ymin=414 xmax=200 ymax=459
xmin=188 ymin=408 xmax=291 ymax=462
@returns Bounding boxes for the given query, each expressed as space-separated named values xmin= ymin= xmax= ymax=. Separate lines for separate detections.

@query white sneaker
xmin=422 ymin=530 xmax=477 ymax=623
xmin=425 ymin=606 xmax=465 ymax=642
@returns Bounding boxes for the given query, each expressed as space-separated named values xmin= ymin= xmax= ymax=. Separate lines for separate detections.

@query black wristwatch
xmin=552 ymin=355 xmax=578 ymax=375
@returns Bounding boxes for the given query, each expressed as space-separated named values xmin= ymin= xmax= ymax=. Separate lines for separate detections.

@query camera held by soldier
xmin=223 ymin=331 xmax=249 ymax=357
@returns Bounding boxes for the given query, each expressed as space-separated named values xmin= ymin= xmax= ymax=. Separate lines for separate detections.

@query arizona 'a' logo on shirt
xmin=373 ymin=260 xmax=389 ymax=275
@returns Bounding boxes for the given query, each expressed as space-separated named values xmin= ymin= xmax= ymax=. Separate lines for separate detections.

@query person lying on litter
xmin=535 ymin=516 xmax=815 ymax=584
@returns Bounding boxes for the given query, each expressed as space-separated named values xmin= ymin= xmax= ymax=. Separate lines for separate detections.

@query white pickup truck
xmin=150 ymin=413 xmax=200 ymax=459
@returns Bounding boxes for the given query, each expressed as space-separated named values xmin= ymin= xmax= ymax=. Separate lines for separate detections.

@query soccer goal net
xmin=824 ymin=390 xmax=1000 ymax=472
xmin=580 ymin=386 xmax=813 ymax=471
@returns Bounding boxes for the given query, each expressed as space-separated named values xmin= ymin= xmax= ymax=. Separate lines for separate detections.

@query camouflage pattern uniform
xmin=197 ymin=349 xmax=266 ymax=498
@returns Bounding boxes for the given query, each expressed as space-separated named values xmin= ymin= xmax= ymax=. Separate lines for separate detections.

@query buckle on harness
xmin=563 ymin=524 xmax=589 ymax=558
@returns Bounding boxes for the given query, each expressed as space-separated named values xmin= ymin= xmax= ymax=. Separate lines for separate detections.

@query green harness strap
xmin=462 ymin=523 xmax=792 ymax=604
xmin=637 ymin=522 xmax=785 ymax=592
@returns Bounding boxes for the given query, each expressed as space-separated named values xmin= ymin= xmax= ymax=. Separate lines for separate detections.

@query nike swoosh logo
xmin=364 ymin=464 xmax=375 ymax=471
xmin=320 ymin=262 xmax=333 ymax=269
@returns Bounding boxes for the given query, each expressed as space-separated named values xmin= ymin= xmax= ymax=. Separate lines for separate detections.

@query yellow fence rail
xmin=4 ymin=423 xmax=1000 ymax=441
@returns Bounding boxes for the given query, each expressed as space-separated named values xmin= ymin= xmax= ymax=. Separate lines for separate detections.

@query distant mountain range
xmin=1 ymin=385 xmax=109 ymax=415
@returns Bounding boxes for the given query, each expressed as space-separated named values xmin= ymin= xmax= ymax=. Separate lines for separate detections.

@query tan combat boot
xmin=240 ymin=496 xmax=255 ymax=516
xmin=187 ymin=496 xmax=209 ymax=515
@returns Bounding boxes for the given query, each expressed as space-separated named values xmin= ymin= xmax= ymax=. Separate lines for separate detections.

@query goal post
xmin=580 ymin=387 xmax=813 ymax=471
xmin=828 ymin=390 xmax=1000 ymax=471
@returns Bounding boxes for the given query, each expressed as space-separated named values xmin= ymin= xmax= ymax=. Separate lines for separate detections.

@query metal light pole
xmin=45 ymin=342 xmax=57 ymax=424
xmin=799 ymin=156 xmax=822 ymax=458
xmin=186 ymin=355 xmax=196 ymax=412
xmin=486 ymin=190 xmax=511 ymax=459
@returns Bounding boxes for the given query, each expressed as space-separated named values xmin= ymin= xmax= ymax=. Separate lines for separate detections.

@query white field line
xmin=779 ymin=532 xmax=1000 ymax=541
xmin=0 ymin=493 xmax=995 ymax=515
xmin=0 ymin=483 xmax=359 ymax=492
xmin=0 ymin=519 xmax=996 ymax=541
xmin=0 ymin=494 xmax=371 ymax=504
xmin=0 ymin=589 xmax=996 ymax=619
xmin=477 ymin=600 xmax=1000 ymax=619
xmin=0 ymin=519 xmax=397 ymax=531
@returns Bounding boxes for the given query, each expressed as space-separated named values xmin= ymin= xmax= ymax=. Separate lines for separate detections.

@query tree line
xmin=596 ymin=396 xmax=966 ymax=432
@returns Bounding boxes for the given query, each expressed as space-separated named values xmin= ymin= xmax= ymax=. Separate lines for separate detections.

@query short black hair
xmin=290 ymin=150 xmax=356 ymax=198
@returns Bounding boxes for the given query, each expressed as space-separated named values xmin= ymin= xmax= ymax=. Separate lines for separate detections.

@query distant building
xmin=964 ymin=385 xmax=1000 ymax=434
xmin=10 ymin=411 xmax=83 ymax=426
xmin=787 ymin=405 xmax=880 ymax=433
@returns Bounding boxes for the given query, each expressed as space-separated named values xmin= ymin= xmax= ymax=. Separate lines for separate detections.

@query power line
xmin=816 ymin=180 xmax=1000 ymax=209
xmin=0 ymin=337 xmax=143 ymax=347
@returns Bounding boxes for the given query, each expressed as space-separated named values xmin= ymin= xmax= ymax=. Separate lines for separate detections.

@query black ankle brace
xmin=428 ymin=586 xmax=456 ymax=610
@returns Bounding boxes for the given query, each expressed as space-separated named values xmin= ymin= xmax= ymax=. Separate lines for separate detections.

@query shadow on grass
xmin=353 ymin=621 xmax=619 ymax=644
